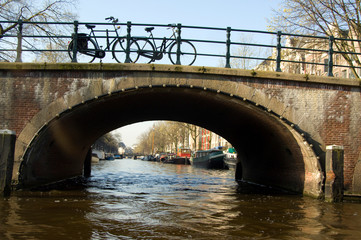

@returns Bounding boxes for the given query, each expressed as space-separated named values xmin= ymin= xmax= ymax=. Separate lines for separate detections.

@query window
xmin=349 ymin=71 xmax=356 ymax=78
xmin=324 ymin=58 xmax=328 ymax=73
xmin=342 ymin=70 xmax=347 ymax=78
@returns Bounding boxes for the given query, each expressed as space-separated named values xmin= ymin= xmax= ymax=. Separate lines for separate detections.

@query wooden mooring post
xmin=0 ymin=130 xmax=16 ymax=196
xmin=325 ymin=145 xmax=344 ymax=202
xmin=83 ymin=148 xmax=92 ymax=178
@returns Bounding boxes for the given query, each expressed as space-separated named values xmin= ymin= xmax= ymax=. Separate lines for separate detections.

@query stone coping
xmin=0 ymin=62 xmax=360 ymax=87
xmin=0 ymin=129 xmax=16 ymax=135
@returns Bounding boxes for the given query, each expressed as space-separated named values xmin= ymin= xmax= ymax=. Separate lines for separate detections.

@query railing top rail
xmin=1 ymin=19 xmax=360 ymax=41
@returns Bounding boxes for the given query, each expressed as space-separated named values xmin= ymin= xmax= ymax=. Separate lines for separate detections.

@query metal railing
xmin=0 ymin=19 xmax=360 ymax=78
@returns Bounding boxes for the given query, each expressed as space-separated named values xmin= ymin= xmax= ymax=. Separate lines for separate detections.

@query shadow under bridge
xmin=17 ymin=66 xmax=322 ymax=197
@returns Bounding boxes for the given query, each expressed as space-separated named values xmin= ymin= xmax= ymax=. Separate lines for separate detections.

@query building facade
xmin=256 ymin=30 xmax=361 ymax=79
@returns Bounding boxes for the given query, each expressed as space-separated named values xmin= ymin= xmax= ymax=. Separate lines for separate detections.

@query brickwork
xmin=0 ymin=63 xmax=360 ymax=195
xmin=242 ymin=78 xmax=361 ymax=190
xmin=1 ymin=70 xmax=90 ymax=135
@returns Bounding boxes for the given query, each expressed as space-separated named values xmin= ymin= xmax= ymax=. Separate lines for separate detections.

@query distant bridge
xmin=1 ymin=62 xmax=360 ymax=198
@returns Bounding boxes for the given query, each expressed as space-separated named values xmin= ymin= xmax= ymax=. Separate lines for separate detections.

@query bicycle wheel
xmin=68 ymin=38 xmax=97 ymax=63
xmin=168 ymin=40 xmax=197 ymax=65
xmin=133 ymin=38 xmax=155 ymax=63
xmin=112 ymin=37 xmax=139 ymax=63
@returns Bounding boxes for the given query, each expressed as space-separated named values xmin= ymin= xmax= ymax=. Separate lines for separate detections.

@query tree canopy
xmin=0 ymin=0 xmax=77 ymax=61
xmin=271 ymin=0 xmax=361 ymax=36
xmin=133 ymin=121 xmax=193 ymax=155
xmin=270 ymin=0 xmax=361 ymax=77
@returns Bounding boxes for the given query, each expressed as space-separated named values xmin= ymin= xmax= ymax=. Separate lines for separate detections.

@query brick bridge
xmin=1 ymin=62 xmax=360 ymax=198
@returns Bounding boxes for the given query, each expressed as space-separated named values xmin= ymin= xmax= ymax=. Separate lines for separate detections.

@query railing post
xmin=328 ymin=35 xmax=334 ymax=77
xmin=176 ymin=23 xmax=182 ymax=65
xmin=71 ymin=20 xmax=79 ymax=63
xmin=125 ymin=21 xmax=132 ymax=63
xmin=276 ymin=31 xmax=282 ymax=72
xmin=225 ymin=27 xmax=231 ymax=68
xmin=15 ymin=19 xmax=23 ymax=62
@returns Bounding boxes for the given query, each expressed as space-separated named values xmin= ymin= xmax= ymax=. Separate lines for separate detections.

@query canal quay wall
xmin=0 ymin=62 xmax=360 ymax=199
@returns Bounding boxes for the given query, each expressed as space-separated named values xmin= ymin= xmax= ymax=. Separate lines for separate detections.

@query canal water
xmin=1 ymin=159 xmax=361 ymax=239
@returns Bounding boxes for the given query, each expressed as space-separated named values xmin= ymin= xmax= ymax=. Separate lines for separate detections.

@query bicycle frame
xmin=80 ymin=20 xmax=122 ymax=58
xmin=69 ymin=21 xmax=197 ymax=65
xmin=140 ymin=26 xmax=178 ymax=60
xmin=89 ymin=28 xmax=119 ymax=51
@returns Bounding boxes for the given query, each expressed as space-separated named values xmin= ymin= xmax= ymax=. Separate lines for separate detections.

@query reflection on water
xmin=1 ymin=159 xmax=361 ymax=239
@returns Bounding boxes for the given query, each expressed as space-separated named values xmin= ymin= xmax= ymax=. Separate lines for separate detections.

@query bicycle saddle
xmin=145 ymin=27 xmax=154 ymax=32
xmin=86 ymin=24 xmax=96 ymax=29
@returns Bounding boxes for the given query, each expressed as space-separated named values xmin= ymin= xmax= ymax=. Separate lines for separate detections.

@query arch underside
xmin=18 ymin=86 xmax=322 ymax=196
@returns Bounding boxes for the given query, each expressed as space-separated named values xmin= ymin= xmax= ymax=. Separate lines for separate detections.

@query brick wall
xmin=1 ymin=63 xmax=360 ymax=193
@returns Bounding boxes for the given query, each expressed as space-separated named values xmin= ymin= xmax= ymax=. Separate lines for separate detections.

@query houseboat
xmin=164 ymin=148 xmax=191 ymax=164
xmin=190 ymin=149 xmax=226 ymax=169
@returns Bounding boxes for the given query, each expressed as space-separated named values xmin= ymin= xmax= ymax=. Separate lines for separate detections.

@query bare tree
xmin=34 ymin=43 xmax=70 ymax=62
xmin=270 ymin=0 xmax=361 ymax=77
xmin=219 ymin=34 xmax=271 ymax=70
xmin=183 ymin=123 xmax=200 ymax=151
xmin=93 ymin=133 xmax=119 ymax=153
xmin=134 ymin=132 xmax=153 ymax=155
xmin=0 ymin=0 xmax=77 ymax=62
xmin=162 ymin=122 xmax=182 ymax=154
xmin=133 ymin=122 xmax=168 ymax=154
xmin=231 ymin=34 xmax=270 ymax=69
xmin=153 ymin=122 xmax=168 ymax=153
xmin=134 ymin=121 xmax=194 ymax=154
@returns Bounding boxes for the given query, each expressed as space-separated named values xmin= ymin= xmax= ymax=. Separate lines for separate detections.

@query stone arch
xmin=14 ymin=67 xmax=323 ymax=197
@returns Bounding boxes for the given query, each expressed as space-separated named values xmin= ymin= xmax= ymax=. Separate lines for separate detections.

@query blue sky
xmin=77 ymin=0 xmax=282 ymax=147
xmin=78 ymin=0 xmax=281 ymax=30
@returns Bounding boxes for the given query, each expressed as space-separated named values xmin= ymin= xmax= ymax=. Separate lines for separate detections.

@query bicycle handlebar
xmin=105 ymin=16 xmax=118 ymax=23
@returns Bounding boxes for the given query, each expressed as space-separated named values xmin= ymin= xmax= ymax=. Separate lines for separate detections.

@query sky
xmin=76 ymin=0 xmax=282 ymax=147
xmin=77 ymin=0 xmax=281 ymax=29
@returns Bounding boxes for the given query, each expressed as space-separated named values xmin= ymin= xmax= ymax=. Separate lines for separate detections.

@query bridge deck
xmin=0 ymin=62 xmax=359 ymax=87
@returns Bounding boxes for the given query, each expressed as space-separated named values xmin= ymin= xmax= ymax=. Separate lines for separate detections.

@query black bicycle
xmin=127 ymin=24 xmax=197 ymax=65
xmin=68 ymin=16 xmax=129 ymax=63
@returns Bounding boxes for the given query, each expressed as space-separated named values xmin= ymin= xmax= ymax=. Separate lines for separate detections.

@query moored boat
xmin=224 ymin=157 xmax=236 ymax=169
xmin=91 ymin=153 xmax=100 ymax=163
xmin=223 ymin=147 xmax=237 ymax=169
xmin=163 ymin=147 xmax=191 ymax=165
xmin=163 ymin=157 xmax=190 ymax=165
xmin=92 ymin=149 xmax=105 ymax=160
xmin=105 ymin=153 xmax=115 ymax=160
xmin=190 ymin=149 xmax=227 ymax=169
xmin=144 ymin=155 xmax=156 ymax=161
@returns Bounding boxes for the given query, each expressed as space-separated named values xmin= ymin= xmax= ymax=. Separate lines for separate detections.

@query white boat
xmin=91 ymin=154 xmax=100 ymax=163
xmin=92 ymin=149 xmax=105 ymax=160
xmin=223 ymin=148 xmax=237 ymax=169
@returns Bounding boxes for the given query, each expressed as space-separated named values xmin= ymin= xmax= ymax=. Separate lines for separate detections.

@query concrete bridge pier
xmin=0 ymin=130 xmax=16 ymax=196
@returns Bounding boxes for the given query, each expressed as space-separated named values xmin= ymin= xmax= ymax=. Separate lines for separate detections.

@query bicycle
xmin=67 ymin=16 xmax=130 ymax=63
xmin=128 ymin=24 xmax=197 ymax=65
